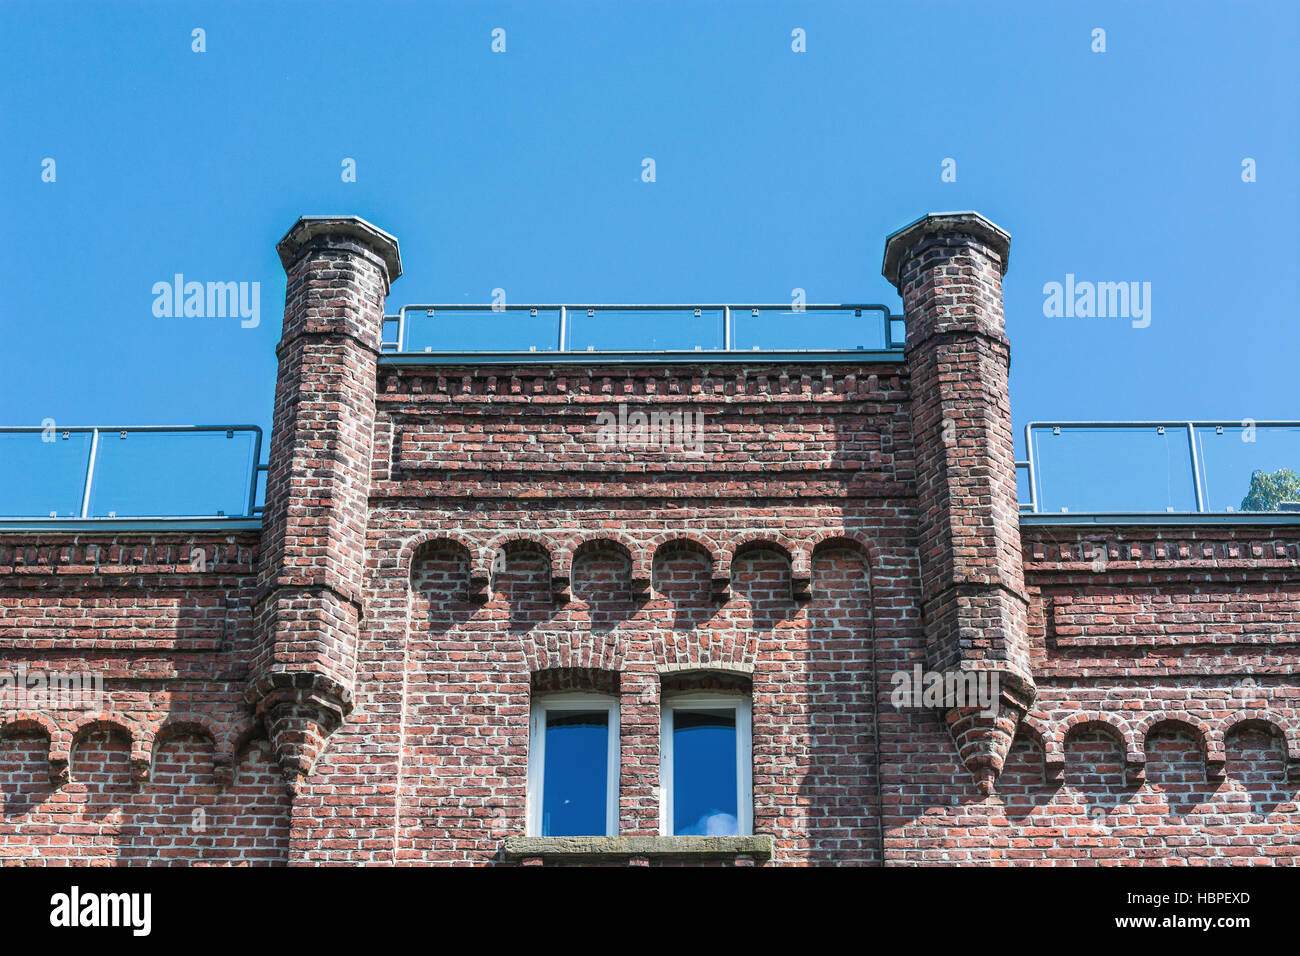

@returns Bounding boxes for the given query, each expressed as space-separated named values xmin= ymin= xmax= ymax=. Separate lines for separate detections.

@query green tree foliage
xmin=1240 ymin=468 xmax=1300 ymax=512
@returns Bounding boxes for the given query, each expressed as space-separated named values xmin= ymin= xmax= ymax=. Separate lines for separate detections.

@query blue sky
xmin=2 ymin=0 xmax=1297 ymax=513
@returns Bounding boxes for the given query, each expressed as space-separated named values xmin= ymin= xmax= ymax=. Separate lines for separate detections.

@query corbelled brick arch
xmin=1130 ymin=713 xmax=1221 ymax=782
xmin=400 ymin=531 xmax=484 ymax=577
xmin=805 ymin=530 xmax=880 ymax=602
xmin=403 ymin=532 xmax=483 ymax=607
xmin=1218 ymin=711 xmax=1300 ymax=780
xmin=66 ymin=714 xmax=136 ymax=783
xmin=1057 ymin=713 xmax=1139 ymax=784
xmin=146 ymin=712 xmax=226 ymax=786
xmin=566 ymin=534 xmax=643 ymax=602
xmin=726 ymin=534 xmax=800 ymax=600
xmin=483 ymin=532 xmax=559 ymax=604
xmin=648 ymin=533 xmax=725 ymax=601
xmin=0 ymin=712 xmax=64 ymax=785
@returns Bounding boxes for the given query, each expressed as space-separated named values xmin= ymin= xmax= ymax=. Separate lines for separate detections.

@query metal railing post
xmin=1187 ymin=422 xmax=1206 ymax=512
xmin=1025 ymin=425 xmax=1041 ymax=514
xmin=1015 ymin=462 xmax=1036 ymax=513
xmin=246 ymin=427 xmax=263 ymax=518
xmin=723 ymin=306 xmax=732 ymax=350
xmin=79 ymin=427 xmax=100 ymax=519
xmin=558 ymin=306 xmax=568 ymax=352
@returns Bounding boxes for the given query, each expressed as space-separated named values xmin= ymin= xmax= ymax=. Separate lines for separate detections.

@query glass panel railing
xmin=733 ymin=306 xmax=888 ymax=351
xmin=0 ymin=426 xmax=263 ymax=520
xmin=402 ymin=307 xmax=562 ymax=353
xmin=386 ymin=304 xmax=905 ymax=354
xmin=1195 ymin=424 xmax=1300 ymax=512
xmin=0 ymin=429 xmax=94 ymax=517
xmin=1029 ymin=425 xmax=1198 ymax=514
xmin=1021 ymin=422 xmax=1300 ymax=515
xmin=85 ymin=428 xmax=260 ymax=518
xmin=566 ymin=307 xmax=724 ymax=352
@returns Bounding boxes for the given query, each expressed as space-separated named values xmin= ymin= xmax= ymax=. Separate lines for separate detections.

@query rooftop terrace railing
xmin=380 ymin=303 xmax=906 ymax=357
xmin=3 ymin=418 xmax=1297 ymax=527
xmin=0 ymin=425 xmax=265 ymax=524
xmin=1016 ymin=421 xmax=1300 ymax=517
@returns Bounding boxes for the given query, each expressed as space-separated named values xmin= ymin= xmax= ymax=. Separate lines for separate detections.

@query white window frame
xmin=527 ymin=693 xmax=620 ymax=837
xmin=659 ymin=692 xmax=753 ymax=836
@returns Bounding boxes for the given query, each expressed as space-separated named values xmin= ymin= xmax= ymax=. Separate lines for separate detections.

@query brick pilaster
xmin=250 ymin=216 xmax=401 ymax=794
xmin=883 ymin=211 xmax=1035 ymax=794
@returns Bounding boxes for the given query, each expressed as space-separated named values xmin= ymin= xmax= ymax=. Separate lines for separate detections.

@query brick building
xmin=1 ymin=212 xmax=1296 ymax=866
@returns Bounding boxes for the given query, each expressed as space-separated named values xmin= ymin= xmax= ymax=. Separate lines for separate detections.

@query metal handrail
xmin=1018 ymin=420 xmax=1300 ymax=515
xmin=0 ymin=425 xmax=264 ymax=521
xmin=4 ymin=418 xmax=1293 ymax=521
xmin=382 ymin=303 xmax=905 ymax=354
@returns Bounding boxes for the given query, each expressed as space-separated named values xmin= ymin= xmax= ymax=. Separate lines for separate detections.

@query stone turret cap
xmin=881 ymin=211 xmax=1010 ymax=290
xmin=277 ymin=215 xmax=402 ymax=282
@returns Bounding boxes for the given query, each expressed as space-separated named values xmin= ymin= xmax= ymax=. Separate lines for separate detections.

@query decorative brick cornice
xmin=276 ymin=215 xmax=402 ymax=286
xmin=881 ymin=210 xmax=1011 ymax=288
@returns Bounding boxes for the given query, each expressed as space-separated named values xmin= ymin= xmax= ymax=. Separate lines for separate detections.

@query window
xmin=660 ymin=693 xmax=752 ymax=836
xmin=527 ymin=694 xmax=619 ymax=837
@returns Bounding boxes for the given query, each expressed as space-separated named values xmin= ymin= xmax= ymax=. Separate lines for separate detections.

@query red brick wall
xmin=1 ymin=215 xmax=1296 ymax=866
xmin=870 ymin=525 xmax=1300 ymax=865
xmin=4 ymin=476 xmax=1293 ymax=868
xmin=322 ymin=357 xmax=909 ymax=865
xmin=0 ymin=534 xmax=291 ymax=864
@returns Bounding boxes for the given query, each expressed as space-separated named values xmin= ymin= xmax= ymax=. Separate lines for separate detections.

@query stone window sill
xmin=503 ymin=835 xmax=773 ymax=862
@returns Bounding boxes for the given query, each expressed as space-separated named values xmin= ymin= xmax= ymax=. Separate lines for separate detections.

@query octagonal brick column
xmin=883 ymin=211 xmax=1036 ymax=795
xmin=249 ymin=216 xmax=401 ymax=795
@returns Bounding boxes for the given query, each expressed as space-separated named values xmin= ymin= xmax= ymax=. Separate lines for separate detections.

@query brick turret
xmin=249 ymin=216 xmax=401 ymax=794
xmin=883 ymin=211 xmax=1035 ymax=795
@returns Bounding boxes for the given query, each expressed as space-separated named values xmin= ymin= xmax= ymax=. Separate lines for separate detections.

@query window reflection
xmin=672 ymin=708 xmax=738 ymax=836
xmin=541 ymin=710 xmax=608 ymax=836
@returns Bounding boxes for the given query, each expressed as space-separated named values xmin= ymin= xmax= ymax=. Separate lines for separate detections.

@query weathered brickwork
xmin=1 ymin=213 xmax=1295 ymax=865
xmin=0 ymin=535 xmax=289 ymax=864
xmin=886 ymin=214 xmax=1034 ymax=797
